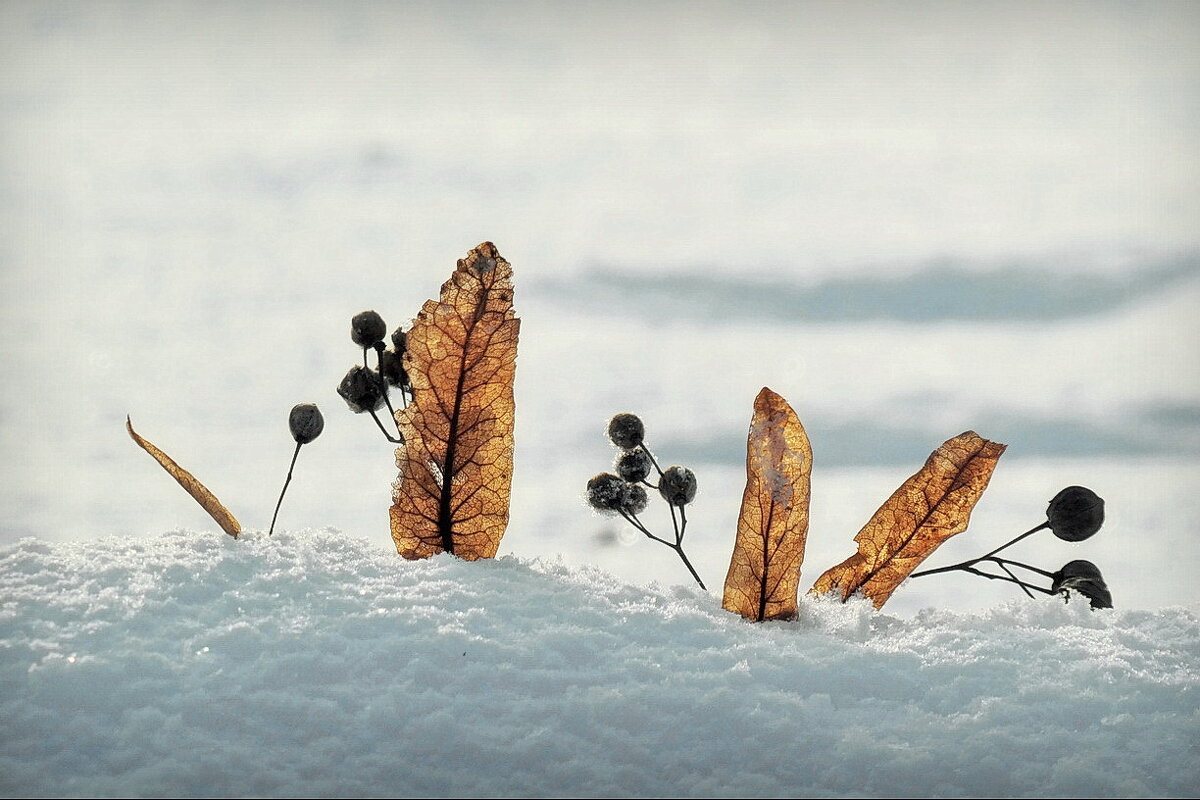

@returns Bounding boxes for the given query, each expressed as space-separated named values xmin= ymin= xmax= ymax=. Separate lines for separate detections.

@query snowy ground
xmin=2 ymin=529 xmax=1196 ymax=798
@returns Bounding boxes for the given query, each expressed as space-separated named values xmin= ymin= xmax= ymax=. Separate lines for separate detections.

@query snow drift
xmin=2 ymin=529 xmax=1196 ymax=798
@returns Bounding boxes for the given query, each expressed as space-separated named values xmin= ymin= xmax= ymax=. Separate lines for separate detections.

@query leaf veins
xmin=722 ymin=388 xmax=812 ymax=621
xmin=810 ymin=430 xmax=1005 ymax=608
xmin=126 ymin=416 xmax=241 ymax=538
xmin=389 ymin=242 xmax=520 ymax=560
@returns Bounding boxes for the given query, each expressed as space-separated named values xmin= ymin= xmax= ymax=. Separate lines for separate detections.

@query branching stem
xmin=910 ymin=521 xmax=1050 ymax=579
xmin=996 ymin=561 xmax=1035 ymax=599
xmin=617 ymin=507 xmax=706 ymax=591
xmin=986 ymin=556 xmax=1056 ymax=579
xmin=368 ymin=408 xmax=404 ymax=444
xmin=372 ymin=343 xmax=402 ymax=432
xmin=959 ymin=565 xmax=1055 ymax=595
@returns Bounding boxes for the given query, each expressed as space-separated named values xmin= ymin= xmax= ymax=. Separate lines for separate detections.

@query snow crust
xmin=2 ymin=529 xmax=1196 ymax=798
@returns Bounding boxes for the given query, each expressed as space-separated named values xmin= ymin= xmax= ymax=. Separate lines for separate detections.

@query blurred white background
xmin=2 ymin=0 xmax=1197 ymax=615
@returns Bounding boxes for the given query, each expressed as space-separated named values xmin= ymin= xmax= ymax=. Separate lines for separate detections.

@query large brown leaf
xmin=811 ymin=430 xmax=1005 ymax=608
xmin=390 ymin=242 xmax=520 ymax=560
xmin=722 ymin=388 xmax=813 ymax=621
xmin=126 ymin=416 xmax=241 ymax=538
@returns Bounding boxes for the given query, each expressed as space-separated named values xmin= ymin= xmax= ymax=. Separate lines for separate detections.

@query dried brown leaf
xmin=126 ymin=416 xmax=241 ymax=538
xmin=722 ymin=388 xmax=813 ymax=621
xmin=390 ymin=242 xmax=520 ymax=560
xmin=811 ymin=430 xmax=1005 ymax=608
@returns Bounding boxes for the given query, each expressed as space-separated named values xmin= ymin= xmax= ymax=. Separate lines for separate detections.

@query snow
xmin=3 ymin=529 xmax=1196 ymax=798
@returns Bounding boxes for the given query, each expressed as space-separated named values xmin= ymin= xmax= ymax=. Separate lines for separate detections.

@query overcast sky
xmin=3 ymin=0 xmax=1198 ymax=276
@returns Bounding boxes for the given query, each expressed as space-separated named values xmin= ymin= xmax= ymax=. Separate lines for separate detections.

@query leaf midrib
xmin=856 ymin=441 xmax=984 ymax=589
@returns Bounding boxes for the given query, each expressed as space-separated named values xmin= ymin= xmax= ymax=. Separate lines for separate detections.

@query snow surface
xmin=2 ymin=529 xmax=1196 ymax=798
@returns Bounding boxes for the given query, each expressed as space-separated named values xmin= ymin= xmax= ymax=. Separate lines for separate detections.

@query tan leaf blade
xmin=390 ymin=242 xmax=520 ymax=560
xmin=126 ymin=416 xmax=241 ymax=538
xmin=811 ymin=430 xmax=1005 ymax=608
xmin=722 ymin=387 xmax=813 ymax=621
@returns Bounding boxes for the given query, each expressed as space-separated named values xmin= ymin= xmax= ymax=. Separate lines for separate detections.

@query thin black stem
xmin=268 ymin=442 xmax=303 ymax=536
xmin=372 ymin=343 xmax=401 ymax=430
xmin=618 ymin=508 xmax=706 ymax=591
xmin=910 ymin=521 xmax=1050 ymax=579
xmin=673 ymin=541 xmax=706 ymax=591
xmin=987 ymin=556 xmax=1056 ymax=579
xmin=368 ymin=408 xmax=404 ymax=444
xmin=619 ymin=510 xmax=672 ymax=547
xmin=960 ymin=565 xmax=1055 ymax=595
xmin=997 ymin=561 xmax=1035 ymax=599
xmin=673 ymin=505 xmax=704 ymax=588
xmin=640 ymin=444 xmax=665 ymax=478
xmin=976 ymin=521 xmax=1051 ymax=561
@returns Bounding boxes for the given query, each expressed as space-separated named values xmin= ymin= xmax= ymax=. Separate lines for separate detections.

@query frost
xmin=1 ymin=529 xmax=1195 ymax=798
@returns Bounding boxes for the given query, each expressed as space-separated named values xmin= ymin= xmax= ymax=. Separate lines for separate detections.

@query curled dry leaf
xmin=126 ymin=416 xmax=241 ymax=538
xmin=723 ymin=388 xmax=813 ymax=621
xmin=390 ymin=242 xmax=520 ymax=560
xmin=811 ymin=430 xmax=1005 ymax=608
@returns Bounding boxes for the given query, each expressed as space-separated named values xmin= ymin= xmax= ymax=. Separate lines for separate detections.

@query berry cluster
xmin=912 ymin=485 xmax=1112 ymax=608
xmin=336 ymin=310 xmax=411 ymax=444
xmin=587 ymin=413 xmax=705 ymax=590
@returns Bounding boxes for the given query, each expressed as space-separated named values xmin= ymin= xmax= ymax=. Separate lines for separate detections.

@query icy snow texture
xmin=2 ymin=530 xmax=1196 ymax=798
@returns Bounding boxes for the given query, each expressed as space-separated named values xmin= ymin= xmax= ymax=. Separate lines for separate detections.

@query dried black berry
xmin=1046 ymin=486 xmax=1105 ymax=542
xmin=608 ymin=413 xmax=645 ymax=449
xmin=391 ymin=327 xmax=407 ymax=353
xmin=658 ymin=466 xmax=697 ymax=507
xmin=1051 ymin=559 xmax=1113 ymax=609
xmin=379 ymin=349 xmax=408 ymax=388
xmin=615 ymin=449 xmax=653 ymax=483
xmin=337 ymin=365 xmax=385 ymax=413
xmin=587 ymin=473 xmax=629 ymax=513
xmin=622 ymin=484 xmax=649 ymax=516
xmin=288 ymin=403 xmax=324 ymax=445
xmin=270 ymin=403 xmax=327 ymax=536
xmin=351 ymin=310 xmax=387 ymax=348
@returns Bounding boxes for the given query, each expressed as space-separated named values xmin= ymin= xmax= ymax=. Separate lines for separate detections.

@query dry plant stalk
xmin=390 ymin=242 xmax=520 ymax=560
xmin=126 ymin=416 xmax=241 ymax=538
xmin=811 ymin=430 xmax=1005 ymax=608
xmin=722 ymin=388 xmax=813 ymax=621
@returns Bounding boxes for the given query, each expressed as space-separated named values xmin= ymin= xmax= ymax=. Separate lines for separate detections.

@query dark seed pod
xmin=587 ymin=472 xmax=629 ymax=513
xmin=379 ymin=349 xmax=408 ymax=388
xmin=1046 ymin=486 xmax=1105 ymax=542
xmin=337 ymin=365 xmax=385 ymax=413
xmin=391 ymin=327 xmax=407 ymax=353
xmin=288 ymin=403 xmax=324 ymax=444
xmin=351 ymin=310 xmax=387 ymax=348
xmin=615 ymin=449 xmax=653 ymax=483
xmin=622 ymin=484 xmax=649 ymax=516
xmin=608 ymin=413 xmax=645 ymax=449
xmin=658 ymin=465 xmax=697 ymax=507
xmin=1051 ymin=559 xmax=1113 ymax=609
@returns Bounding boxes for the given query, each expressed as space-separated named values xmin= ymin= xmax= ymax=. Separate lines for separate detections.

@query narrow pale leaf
xmin=390 ymin=242 xmax=520 ymax=560
xmin=722 ymin=387 xmax=812 ymax=621
xmin=126 ymin=416 xmax=241 ymax=538
xmin=811 ymin=430 xmax=1005 ymax=608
